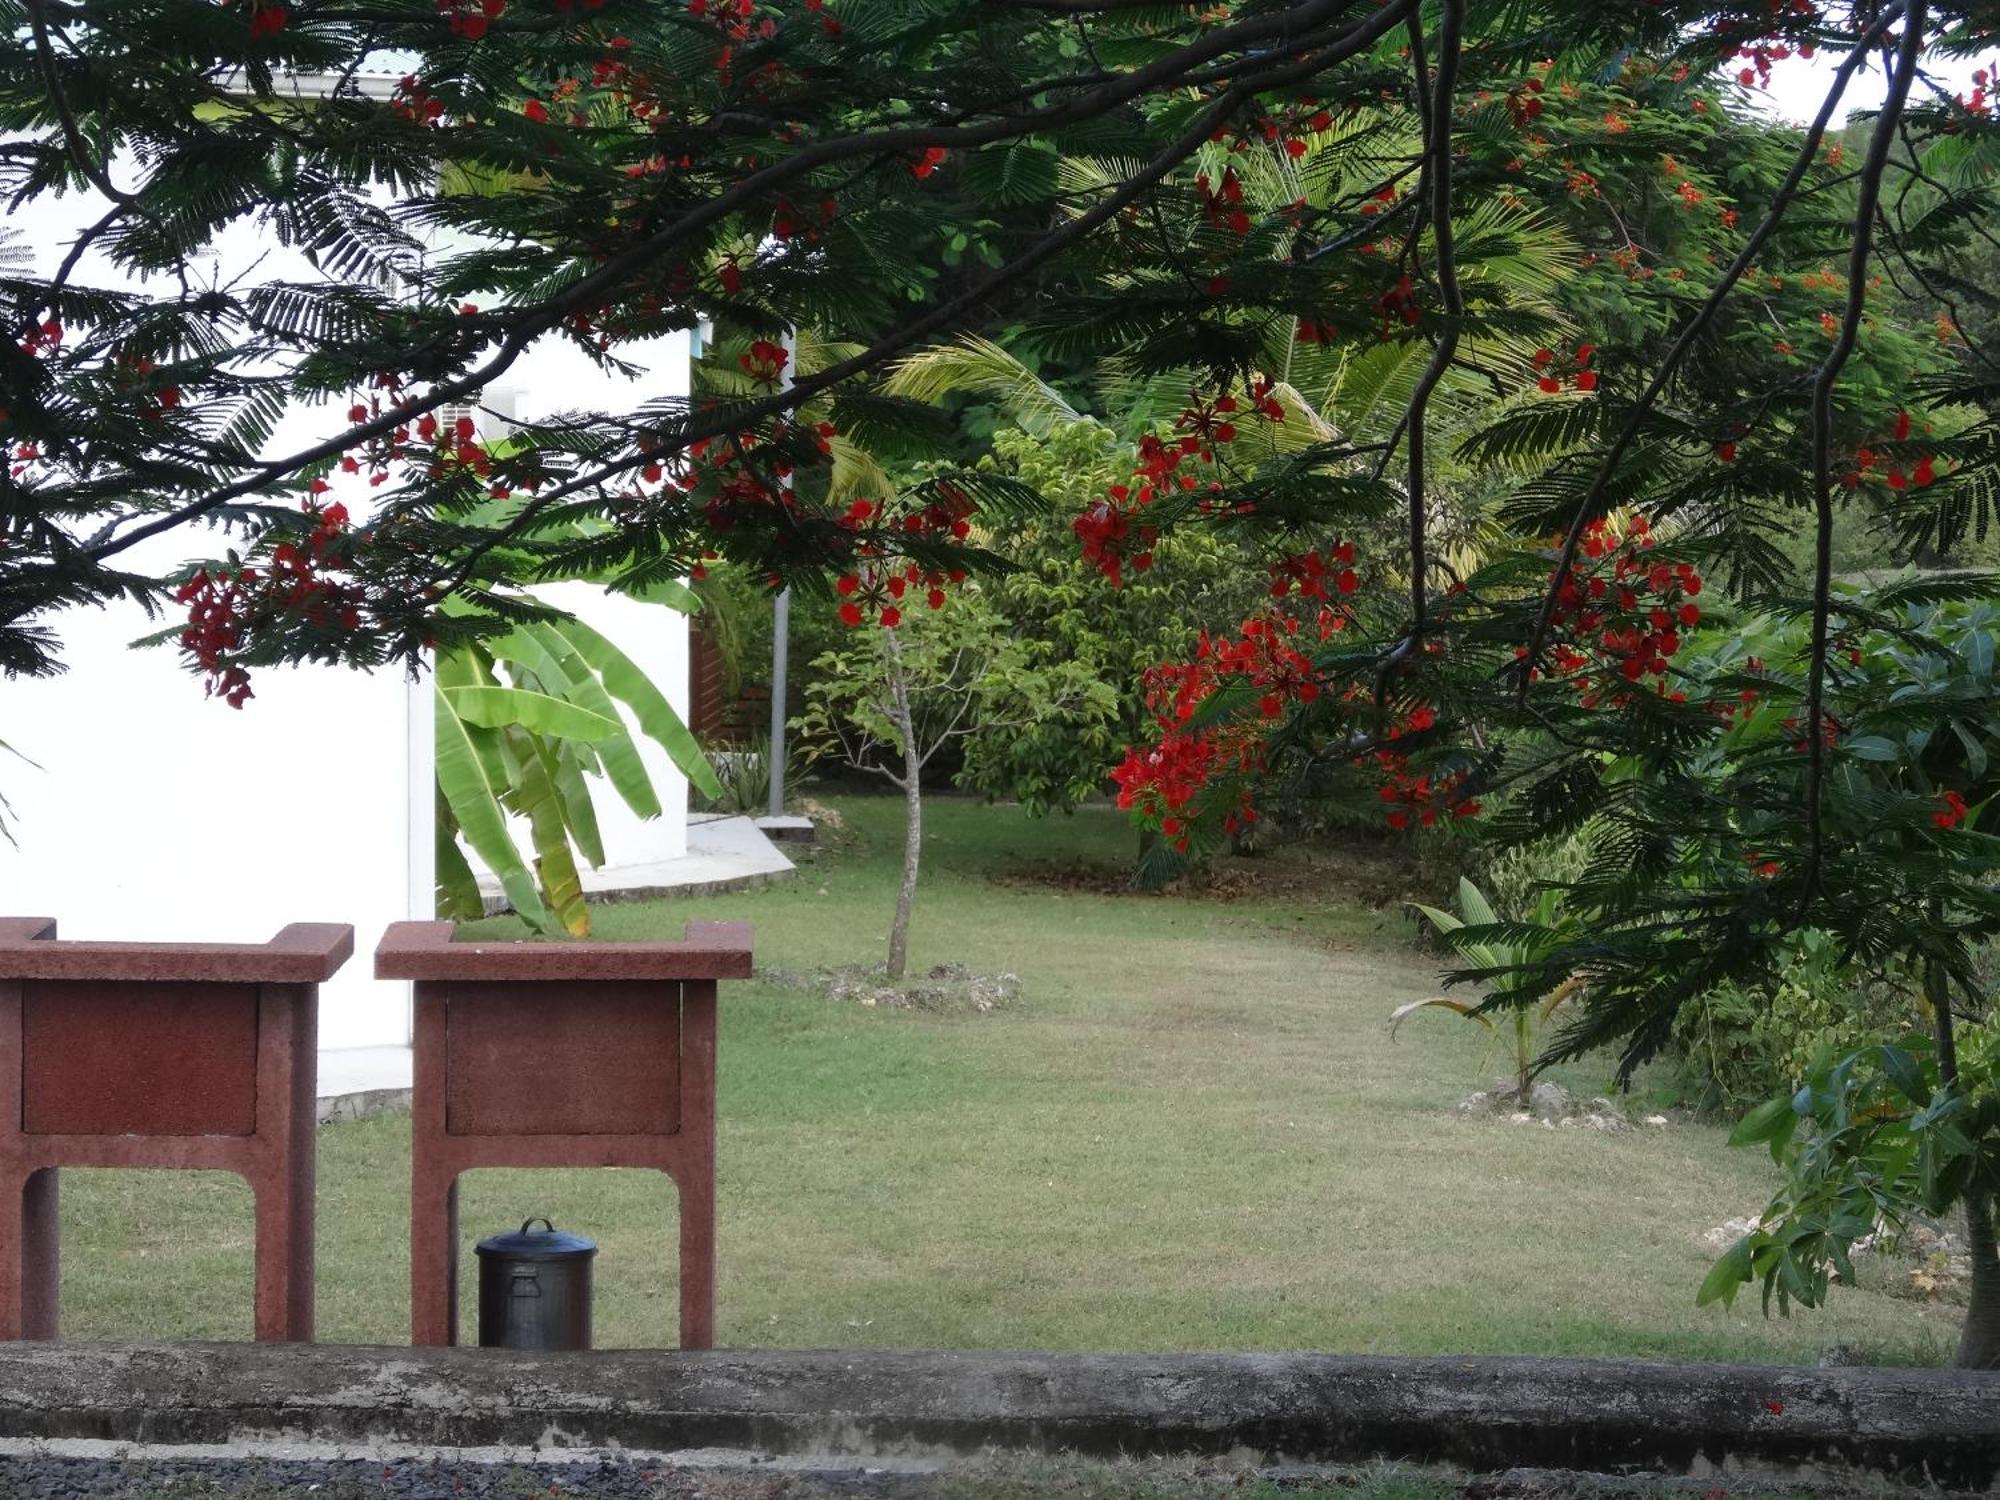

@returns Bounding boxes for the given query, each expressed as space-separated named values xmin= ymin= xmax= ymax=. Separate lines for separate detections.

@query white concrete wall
xmin=1 ymin=160 xmax=693 ymax=1055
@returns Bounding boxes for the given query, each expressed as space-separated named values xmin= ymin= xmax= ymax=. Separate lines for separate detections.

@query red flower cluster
xmin=1268 ymin=543 xmax=1358 ymax=602
xmin=1505 ymin=76 xmax=1545 ymax=129
xmin=829 ymin=487 xmax=974 ymax=628
xmin=177 ymin=568 xmax=255 ymax=708
xmin=1935 ymin=790 xmax=1968 ymax=830
xmin=174 ymin=503 xmax=364 ymax=709
xmin=1532 ymin=343 xmax=1597 ymax=394
xmin=391 ymin=76 xmax=447 ymax=126
xmin=834 ymin=559 xmax=955 ymax=628
xmin=1376 ymin=275 xmax=1421 ymax=335
xmin=1196 ymin=169 xmax=1250 ymax=236
xmin=243 ymin=0 xmax=287 ymax=39
xmin=1530 ymin=514 xmax=1704 ymax=704
xmin=437 ymin=0 xmax=507 ymax=40
xmin=1356 ymin=704 xmax=1480 ymax=829
xmin=1112 ymin=615 xmax=1329 ymax=851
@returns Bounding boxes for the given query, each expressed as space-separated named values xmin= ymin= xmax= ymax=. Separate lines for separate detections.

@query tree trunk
xmin=882 ymin=628 xmax=921 ymax=982
xmin=1959 ymin=1193 xmax=2000 ymax=1369
xmin=1925 ymin=944 xmax=1999 ymax=1368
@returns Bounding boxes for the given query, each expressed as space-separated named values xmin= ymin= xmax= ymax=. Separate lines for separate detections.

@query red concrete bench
xmin=375 ymin=918 xmax=753 ymax=1348
xmin=0 ymin=917 xmax=353 ymax=1341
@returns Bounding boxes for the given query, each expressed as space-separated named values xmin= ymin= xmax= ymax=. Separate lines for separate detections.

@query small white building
xmin=0 ymin=70 xmax=703 ymax=1087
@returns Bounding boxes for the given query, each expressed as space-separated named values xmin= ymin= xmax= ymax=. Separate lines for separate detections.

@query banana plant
xmin=1391 ymin=877 xmax=1578 ymax=1104
xmin=435 ymin=603 xmax=723 ymax=937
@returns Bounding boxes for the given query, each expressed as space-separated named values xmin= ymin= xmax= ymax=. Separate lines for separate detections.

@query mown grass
xmin=57 ymin=795 xmax=1953 ymax=1362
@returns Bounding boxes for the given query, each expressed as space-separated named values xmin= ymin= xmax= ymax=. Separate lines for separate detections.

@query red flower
xmin=837 ymin=601 xmax=863 ymax=627
xmin=523 ymin=99 xmax=549 ymax=123
xmin=1936 ymin=790 xmax=1968 ymax=830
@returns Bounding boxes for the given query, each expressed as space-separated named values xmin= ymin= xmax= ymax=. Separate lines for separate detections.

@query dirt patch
xmin=762 ymin=961 xmax=1020 ymax=1014
xmin=993 ymin=834 xmax=1441 ymax=913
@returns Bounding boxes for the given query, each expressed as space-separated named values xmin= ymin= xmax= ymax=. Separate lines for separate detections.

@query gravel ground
xmin=0 ymin=1455 xmax=1953 ymax=1500
xmin=0 ymin=1456 xmax=931 ymax=1500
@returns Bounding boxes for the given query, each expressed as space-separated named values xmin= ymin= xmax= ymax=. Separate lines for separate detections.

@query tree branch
xmin=1802 ymin=1 xmax=1927 ymax=899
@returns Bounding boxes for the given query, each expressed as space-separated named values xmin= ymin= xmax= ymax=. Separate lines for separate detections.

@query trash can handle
xmin=521 ymin=1217 xmax=556 ymax=1235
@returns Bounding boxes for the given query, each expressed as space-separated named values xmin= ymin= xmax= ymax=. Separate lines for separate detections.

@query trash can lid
xmin=474 ymin=1217 xmax=598 ymax=1262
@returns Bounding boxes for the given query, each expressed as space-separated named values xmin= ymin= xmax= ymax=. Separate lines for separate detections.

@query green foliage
xmin=696 ymin=733 xmax=775 ymax=817
xmin=1699 ymin=1033 xmax=2000 ymax=1319
xmin=1670 ymin=930 xmax=1904 ymax=1116
xmin=794 ymin=585 xmax=1117 ymax=795
xmin=435 ymin=601 xmax=720 ymax=937
xmin=954 ymin=424 xmax=1263 ymax=814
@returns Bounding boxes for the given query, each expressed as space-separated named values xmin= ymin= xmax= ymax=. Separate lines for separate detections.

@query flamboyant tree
xmin=7 ymin=0 xmax=2000 ymax=1360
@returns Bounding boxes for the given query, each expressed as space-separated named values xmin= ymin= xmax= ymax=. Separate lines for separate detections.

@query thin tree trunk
xmin=882 ymin=628 xmax=921 ymax=982
xmin=1928 ymin=945 xmax=2000 ymax=1367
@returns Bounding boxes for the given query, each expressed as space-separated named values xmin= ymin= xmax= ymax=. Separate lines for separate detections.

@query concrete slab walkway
xmin=476 ymin=813 xmax=795 ymax=915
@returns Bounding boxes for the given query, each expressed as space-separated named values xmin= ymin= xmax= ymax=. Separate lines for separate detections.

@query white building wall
xmin=0 ymin=159 xmax=693 ymax=1056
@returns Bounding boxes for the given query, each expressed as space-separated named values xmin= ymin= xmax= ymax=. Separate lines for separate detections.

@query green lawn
xmin=56 ymin=796 xmax=1955 ymax=1362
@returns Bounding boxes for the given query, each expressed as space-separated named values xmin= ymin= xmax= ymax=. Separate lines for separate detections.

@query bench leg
xmin=411 ymin=1167 xmax=460 ymax=1346
xmin=251 ymin=1165 xmax=315 ymax=1343
xmin=0 ymin=1167 xmax=60 ymax=1340
xmin=675 ymin=1166 xmax=715 ymax=1350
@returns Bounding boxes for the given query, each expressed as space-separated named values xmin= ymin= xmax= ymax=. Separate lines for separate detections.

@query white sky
xmin=1755 ymin=40 xmax=1988 ymax=124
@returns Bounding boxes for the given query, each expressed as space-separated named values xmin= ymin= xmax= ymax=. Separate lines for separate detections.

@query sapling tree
xmin=796 ymin=583 xmax=1113 ymax=978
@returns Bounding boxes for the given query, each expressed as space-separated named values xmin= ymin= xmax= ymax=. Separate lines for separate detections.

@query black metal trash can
xmin=474 ymin=1218 xmax=596 ymax=1350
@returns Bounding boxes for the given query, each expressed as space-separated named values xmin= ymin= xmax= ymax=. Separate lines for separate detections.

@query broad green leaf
xmin=442 ymin=685 xmax=620 ymax=742
xmin=511 ymin=741 xmax=591 ymax=937
xmin=434 ymin=813 xmax=485 ymax=921
xmin=547 ymin=617 xmax=724 ymax=800
xmin=521 ymin=623 xmax=664 ymax=818
xmin=433 ymin=684 xmax=556 ymax=935
xmin=1408 ymin=902 xmax=1464 ymax=936
xmin=1696 ymin=1234 xmax=1754 ymax=1308
xmin=1456 ymin=877 xmax=1500 ymax=927
xmin=551 ymin=749 xmax=606 ymax=868
xmin=1844 ymin=735 xmax=1901 ymax=762
xmin=1729 ymin=1096 xmax=1795 ymax=1149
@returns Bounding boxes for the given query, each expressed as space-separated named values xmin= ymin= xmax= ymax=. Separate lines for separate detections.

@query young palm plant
xmin=1392 ymin=877 xmax=1576 ymax=1104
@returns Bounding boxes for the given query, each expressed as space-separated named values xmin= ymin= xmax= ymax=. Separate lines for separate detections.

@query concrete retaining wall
xmin=0 ymin=1344 xmax=1992 ymax=1490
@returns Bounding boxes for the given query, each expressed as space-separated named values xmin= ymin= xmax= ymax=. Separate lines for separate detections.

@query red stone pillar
xmin=0 ymin=917 xmax=352 ymax=1342
xmin=376 ymin=920 xmax=751 ymax=1349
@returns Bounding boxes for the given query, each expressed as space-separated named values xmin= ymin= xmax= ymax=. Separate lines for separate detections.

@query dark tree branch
xmin=23 ymin=0 xmax=141 ymax=205
xmin=1398 ymin=0 xmax=1465 ymax=641
xmin=1802 ymin=1 xmax=1928 ymax=899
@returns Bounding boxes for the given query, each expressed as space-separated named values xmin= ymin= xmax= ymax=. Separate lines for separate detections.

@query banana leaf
xmin=544 ymin=616 xmax=723 ymax=800
xmin=441 ymin=684 xmax=619 ymax=741
xmin=517 ymin=623 xmax=664 ymax=817
xmin=432 ymin=682 xmax=557 ymax=935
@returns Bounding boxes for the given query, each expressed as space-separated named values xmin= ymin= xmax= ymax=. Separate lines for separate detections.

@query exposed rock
xmin=761 ymin=962 xmax=1020 ymax=1015
xmin=1528 ymin=1080 xmax=1572 ymax=1121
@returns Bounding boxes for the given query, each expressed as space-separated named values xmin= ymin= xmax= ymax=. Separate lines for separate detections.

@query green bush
xmin=1670 ymin=930 xmax=1903 ymax=1114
